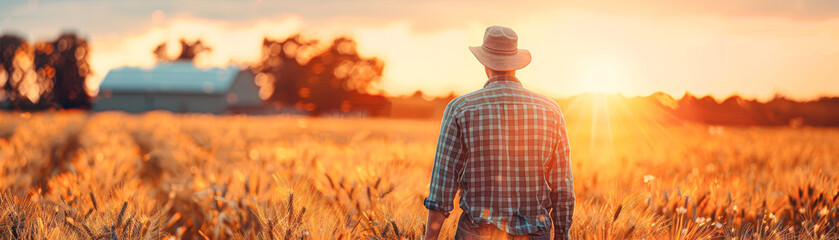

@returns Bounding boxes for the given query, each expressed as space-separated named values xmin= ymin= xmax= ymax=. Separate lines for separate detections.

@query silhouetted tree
xmin=255 ymin=35 xmax=315 ymax=104
xmin=152 ymin=42 xmax=168 ymax=62
xmin=0 ymin=34 xmax=27 ymax=108
xmin=176 ymin=39 xmax=210 ymax=62
xmin=151 ymin=39 xmax=211 ymax=63
xmin=253 ymin=35 xmax=388 ymax=116
xmin=35 ymin=33 xmax=92 ymax=109
xmin=0 ymin=32 xmax=92 ymax=110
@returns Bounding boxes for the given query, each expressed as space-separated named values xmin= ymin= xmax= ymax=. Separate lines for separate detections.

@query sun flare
xmin=581 ymin=58 xmax=624 ymax=94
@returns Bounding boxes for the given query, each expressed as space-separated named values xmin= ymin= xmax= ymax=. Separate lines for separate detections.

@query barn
xmin=94 ymin=62 xmax=263 ymax=114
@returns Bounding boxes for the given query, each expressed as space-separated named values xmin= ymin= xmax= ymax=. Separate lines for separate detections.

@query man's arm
xmin=547 ymin=110 xmax=574 ymax=240
xmin=423 ymin=102 xmax=467 ymax=239
xmin=424 ymin=210 xmax=448 ymax=240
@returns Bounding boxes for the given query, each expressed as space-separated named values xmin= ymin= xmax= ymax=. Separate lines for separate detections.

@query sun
xmin=581 ymin=58 xmax=624 ymax=94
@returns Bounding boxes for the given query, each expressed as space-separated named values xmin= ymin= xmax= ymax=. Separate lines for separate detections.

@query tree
xmin=152 ymin=39 xmax=212 ymax=62
xmin=254 ymin=35 xmax=315 ymax=104
xmin=0 ymin=32 xmax=92 ymax=110
xmin=35 ymin=33 xmax=92 ymax=109
xmin=0 ymin=34 xmax=27 ymax=108
xmin=176 ymin=39 xmax=210 ymax=62
xmin=253 ymin=35 xmax=388 ymax=116
xmin=152 ymin=42 xmax=168 ymax=62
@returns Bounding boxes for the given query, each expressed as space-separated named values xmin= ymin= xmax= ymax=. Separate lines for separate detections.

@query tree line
xmin=2 ymin=32 xmax=836 ymax=124
xmin=0 ymin=32 xmax=389 ymax=115
xmin=668 ymin=93 xmax=839 ymax=127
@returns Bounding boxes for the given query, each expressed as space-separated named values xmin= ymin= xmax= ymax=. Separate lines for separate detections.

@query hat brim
xmin=469 ymin=46 xmax=531 ymax=71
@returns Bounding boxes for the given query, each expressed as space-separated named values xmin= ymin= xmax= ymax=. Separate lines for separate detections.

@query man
xmin=423 ymin=25 xmax=575 ymax=240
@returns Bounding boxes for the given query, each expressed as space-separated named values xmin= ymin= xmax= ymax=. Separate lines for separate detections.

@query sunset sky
xmin=3 ymin=0 xmax=839 ymax=100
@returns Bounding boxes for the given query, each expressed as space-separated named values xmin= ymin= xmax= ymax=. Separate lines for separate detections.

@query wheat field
xmin=0 ymin=110 xmax=837 ymax=239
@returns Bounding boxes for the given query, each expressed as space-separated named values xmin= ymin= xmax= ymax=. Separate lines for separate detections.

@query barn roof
xmin=99 ymin=62 xmax=241 ymax=94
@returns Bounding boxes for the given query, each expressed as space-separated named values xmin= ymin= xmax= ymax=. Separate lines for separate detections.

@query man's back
xmin=424 ymin=75 xmax=574 ymax=239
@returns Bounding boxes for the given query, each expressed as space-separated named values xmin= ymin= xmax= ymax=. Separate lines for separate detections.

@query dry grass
xmin=0 ymin=110 xmax=837 ymax=239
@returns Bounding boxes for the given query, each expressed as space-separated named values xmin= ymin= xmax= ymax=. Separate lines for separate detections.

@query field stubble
xmin=0 ymin=111 xmax=837 ymax=239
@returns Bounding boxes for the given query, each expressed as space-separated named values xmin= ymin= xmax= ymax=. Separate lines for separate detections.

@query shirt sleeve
xmin=424 ymin=101 xmax=467 ymax=215
xmin=547 ymin=109 xmax=574 ymax=240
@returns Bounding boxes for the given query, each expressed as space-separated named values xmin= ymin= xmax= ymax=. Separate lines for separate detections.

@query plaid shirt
xmin=424 ymin=75 xmax=574 ymax=239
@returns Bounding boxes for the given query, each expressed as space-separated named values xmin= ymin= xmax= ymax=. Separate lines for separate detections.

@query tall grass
xmin=0 ymin=111 xmax=837 ymax=239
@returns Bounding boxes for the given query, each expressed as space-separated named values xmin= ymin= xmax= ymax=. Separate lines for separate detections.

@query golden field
xmin=0 ymin=109 xmax=838 ymax=240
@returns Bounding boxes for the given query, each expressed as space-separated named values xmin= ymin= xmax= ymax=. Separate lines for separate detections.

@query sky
xmin=3 ymin=0 xmax=839 ymax=100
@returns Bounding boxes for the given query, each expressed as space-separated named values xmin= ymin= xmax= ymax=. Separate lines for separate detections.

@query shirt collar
xmin=483 ymin=75 xmax=522 ymax=87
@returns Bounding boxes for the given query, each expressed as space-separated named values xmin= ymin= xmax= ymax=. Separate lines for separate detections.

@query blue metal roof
xmin=99 ymin=62 xmax=240 ymax=94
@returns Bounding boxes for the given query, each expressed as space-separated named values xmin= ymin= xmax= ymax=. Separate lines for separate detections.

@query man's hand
xmin=424 ymin=210 xmax=448 ymax=240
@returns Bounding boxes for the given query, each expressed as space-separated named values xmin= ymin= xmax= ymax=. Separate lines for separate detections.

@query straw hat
xmin=469 ymin=25 xmax=531 ymax=71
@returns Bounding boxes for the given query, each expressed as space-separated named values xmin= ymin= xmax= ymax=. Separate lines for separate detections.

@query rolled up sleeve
xmin=547 ymin=110 xmax=574 ymax=239
xmin=424 ymin=102 xmax=467 ymax=215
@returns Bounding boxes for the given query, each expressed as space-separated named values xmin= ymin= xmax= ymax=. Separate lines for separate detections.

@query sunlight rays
xmin=563 ymin=93 xmax=704 ymax=167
